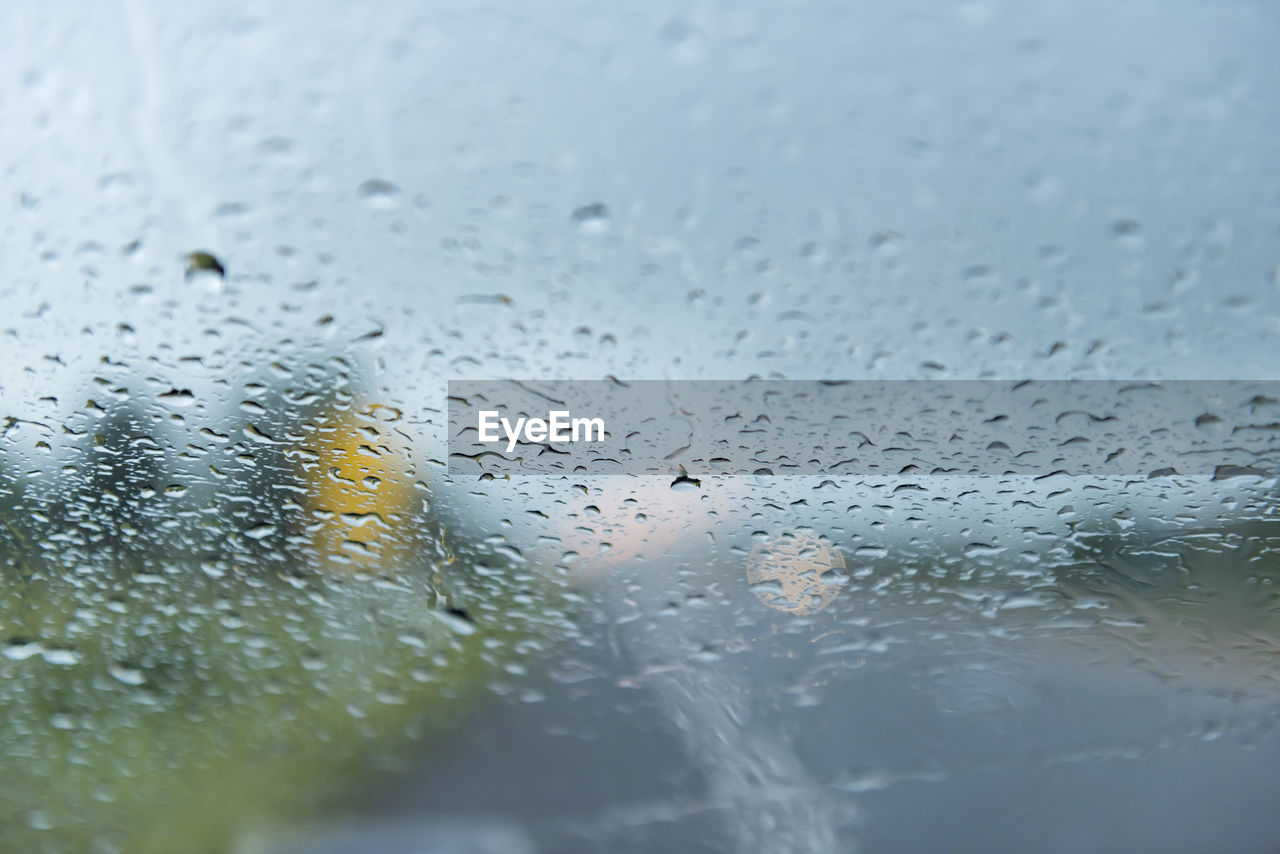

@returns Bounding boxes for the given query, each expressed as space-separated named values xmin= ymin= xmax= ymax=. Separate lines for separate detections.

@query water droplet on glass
xmin=571 ymin=203 xmax=610 ymax=234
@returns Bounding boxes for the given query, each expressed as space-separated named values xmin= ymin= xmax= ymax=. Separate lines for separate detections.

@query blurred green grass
xmin=0 ymin=484 xmax=561 ymax=854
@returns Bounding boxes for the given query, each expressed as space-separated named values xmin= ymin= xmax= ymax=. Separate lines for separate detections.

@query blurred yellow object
xmin=297 ymin=401 xmax=420 ymax=573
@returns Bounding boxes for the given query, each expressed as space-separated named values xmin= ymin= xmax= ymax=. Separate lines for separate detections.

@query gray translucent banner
xmin=446 ymin=380 xmax=1280 ymax=478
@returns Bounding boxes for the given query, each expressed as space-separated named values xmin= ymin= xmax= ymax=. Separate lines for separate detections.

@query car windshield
xmin=2 ymin=2 xmax=1279 ymax=853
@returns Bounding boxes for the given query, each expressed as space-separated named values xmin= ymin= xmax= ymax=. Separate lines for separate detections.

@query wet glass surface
xmin=2 ymin=1 xmax=1279 ymax=852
